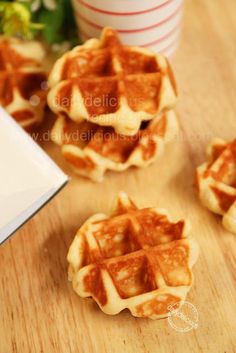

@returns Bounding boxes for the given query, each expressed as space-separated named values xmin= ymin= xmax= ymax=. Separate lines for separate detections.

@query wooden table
xmin=1 ymin=1 xmax=236 ymax=352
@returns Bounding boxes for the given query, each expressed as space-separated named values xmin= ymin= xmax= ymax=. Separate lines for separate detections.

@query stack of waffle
xmin=0 ymin=36 xmax=48 ymax=130
xmin=48 ymin=27 xmax=178 ymax=181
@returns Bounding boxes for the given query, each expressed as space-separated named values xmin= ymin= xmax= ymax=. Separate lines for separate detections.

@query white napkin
xmin=0 ymin=107 xmax=68 ymax=244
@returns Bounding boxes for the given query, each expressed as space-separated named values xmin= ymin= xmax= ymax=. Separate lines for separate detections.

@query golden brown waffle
xmin=51 ymin=110 xmax=178 ymax=182
xmin=68 ymin=193 xmax=198 ymax=319
xmin=0 ymin=37 xmax=48 ymax=130
xmin=48 ymin=27 xmax=177 ymax=136
xmin=196 ymin=138 xmax=236 ymax=233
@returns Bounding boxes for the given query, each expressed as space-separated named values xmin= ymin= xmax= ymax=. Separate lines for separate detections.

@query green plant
xmin=0 ymin=0 xmax=78 ymax=45
xmin=0 ymin=1 xmax=43 ymax=38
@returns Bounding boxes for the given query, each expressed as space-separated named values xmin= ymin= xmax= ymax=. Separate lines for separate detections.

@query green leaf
xmin=38 ymin=0 xmax=64 ymax=44
xmin=0 ymin=0 xmax=79 ymax=46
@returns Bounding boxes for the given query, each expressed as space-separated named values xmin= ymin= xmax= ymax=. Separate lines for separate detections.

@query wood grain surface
xmin=1 ymin=0 xmax=236 ymax=352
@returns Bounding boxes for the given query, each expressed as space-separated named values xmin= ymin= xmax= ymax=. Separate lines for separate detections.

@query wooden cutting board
xmin=1 ymin=1 xmax=236 ymax=352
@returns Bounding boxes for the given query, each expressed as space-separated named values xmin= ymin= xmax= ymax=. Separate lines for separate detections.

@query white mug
xmin=72 ymin=0 xmax=183 ymax=56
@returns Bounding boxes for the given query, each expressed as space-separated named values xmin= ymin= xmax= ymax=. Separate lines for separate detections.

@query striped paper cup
xmin=72 ymin=0 xmax=183 ymax=57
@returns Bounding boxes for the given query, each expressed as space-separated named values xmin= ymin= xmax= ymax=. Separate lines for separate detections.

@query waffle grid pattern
xmin=0 ymin=37 xmax=47 ymax=129
xmin=48 ymin=28 xmax=177 ymax=136
xmin=68 ymin=193 xmax=198 ymax=319
xmin=51 ymin=110 xmax=178 ymax=182
xmin=197 ymin=138 xmax=236 ymax=233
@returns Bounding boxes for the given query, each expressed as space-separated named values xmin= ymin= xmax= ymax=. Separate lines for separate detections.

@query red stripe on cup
xmin=76 ymin=0 xmax=177 ymax=16
xmin=157 ymin=36 xmax=178 ymax=54
xmin=79 ymin=22 xmax=180 ymax=48
xmin=161 ymin=42 xmax=178 ymax=57
xmin=75 ymin=4 xmax=182 ymax=33
xmin=141 ymin=21 xmax=181 ymax=47
xmin=80 ymin=31 xmax=178 ymax=57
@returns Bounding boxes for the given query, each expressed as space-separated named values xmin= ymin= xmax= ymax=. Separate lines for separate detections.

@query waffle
xmin=51 ymin=110 xmax=178 ymax=182
xmin=0 ymin=37 xmax=48 ymax=129
xmin=47 ymin=27 xmax=177 ymax=136
xmin=196 ymin=138 xmax=236 ymax=233
xmin=67 ymin=192 xmax=198 ymax=319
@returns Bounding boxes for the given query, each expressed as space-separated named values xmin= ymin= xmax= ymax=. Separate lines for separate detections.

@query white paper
xmin=0 ymin=107 xmax=68 ymax=244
